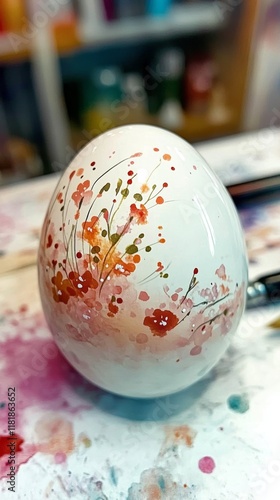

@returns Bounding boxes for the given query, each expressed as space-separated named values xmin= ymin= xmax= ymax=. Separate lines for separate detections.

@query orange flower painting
xmin=41 ymin=147 xmax=243 ymax=355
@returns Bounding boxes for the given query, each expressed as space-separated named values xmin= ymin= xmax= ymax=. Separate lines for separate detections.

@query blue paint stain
xmin=227 ymin=394 xmax=249 ymax=414
xmin=0 ymin=402 xmax=5 ymax=409
xmin=110 ymin=466 xmax=118 ymax=486
xmin=158 ymin=475 xmax=166 ymax=491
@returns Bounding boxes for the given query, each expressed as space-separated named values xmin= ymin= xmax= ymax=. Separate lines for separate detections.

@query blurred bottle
xmin=146 ymin=0 xmax=173 ymax=17
xmin=155 ymin=47 xmax=185 ymax=129
xmin=1 ymin=64 xmax=43 ymax=146
xmin=0 ymin=7 xmax=5 ymax=33
xmin=75 ymin=0 xmax=106 ymax=29
xmin=122 ymin=73 xmax=148 ymax=123
xmin=0 ymin=100 xmax=13 ymax=181
xmin=0 ymin=64 xmax=44 ymax=183
xmin=115 ymin=0 xmax=145 ymax=19
xmin=0 ymin=0 xmax=26 ymax=32
xmin=0 ymin=93 xmax=43 ymax=185
xmin=103 ymin=0 xmax=115 ymax=21
xmin=82 ymin=67 xmax=123 ymax=136
xmin=185 ymin=52 xmax=216 ymax=114
xmin=208 ymin=79 xmax=231 ymax=124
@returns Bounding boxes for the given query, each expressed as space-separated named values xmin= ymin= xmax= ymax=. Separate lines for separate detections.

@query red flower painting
xmin=51 ymin=272 xmax=76 ymax=304
xmin=129 ymin=203 xmax=148 ymax=225
xmin=69 ymin=270 xmax=98 ymax=294
xmin=113 ymin=259 xmax=136 ymax=277
xmin=143 ymin=309 xmax=179 ymax=337
xmin=71 ymin=181 xmax=93 ymax=207
xmin=82 ymin=216 xmax=100 ymax=246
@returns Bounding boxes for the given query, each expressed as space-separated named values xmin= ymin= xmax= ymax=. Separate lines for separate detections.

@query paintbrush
xmin=268 ymin=316 xmax=280 ymax=329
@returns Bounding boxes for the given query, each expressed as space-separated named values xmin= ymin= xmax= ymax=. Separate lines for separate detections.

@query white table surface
xmin=1 ymin=131 xmax=280 ymax=500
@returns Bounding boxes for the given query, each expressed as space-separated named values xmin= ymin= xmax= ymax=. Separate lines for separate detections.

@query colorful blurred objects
xmin=0 ymin=1 xmax=276 ymax=185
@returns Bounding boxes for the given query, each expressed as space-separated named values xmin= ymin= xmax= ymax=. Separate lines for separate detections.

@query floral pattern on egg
xmin=38 ymin=125 xmax=247 ymax=397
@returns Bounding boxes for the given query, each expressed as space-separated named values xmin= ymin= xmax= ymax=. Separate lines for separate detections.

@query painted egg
xmin=38 ymin=124 xmax=247 ymax=398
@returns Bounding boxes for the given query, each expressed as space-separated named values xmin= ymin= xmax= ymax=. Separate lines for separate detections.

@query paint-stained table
xmin=1 ymin=165 xmax=280 ymax=499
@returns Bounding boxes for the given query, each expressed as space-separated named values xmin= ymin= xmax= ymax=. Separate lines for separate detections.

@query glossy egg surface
xmin=38 ymin=125 xmax=247 ymax=397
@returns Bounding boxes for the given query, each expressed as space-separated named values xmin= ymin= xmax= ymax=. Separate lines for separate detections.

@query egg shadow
xmin=72 ymin=370 xmax=215 ymax=422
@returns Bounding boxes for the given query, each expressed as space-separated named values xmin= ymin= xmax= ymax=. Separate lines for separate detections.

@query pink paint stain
xmin=0 ymin=212 xmax=16 ymax=248
xmin=0 ymin=335 xmax=86 ymax=408
xmin=215 ymin=264 xmax=226 ymax=280
xmin=0 ymin=310 xmax=98 ymax=415
xmin=0 ymin=418 xmax=73 ymax=478
xmin=198 ymin=456 xmax=216 ymax=474
xmin=35 ymin=416 xmax=74 ymax=456
xmin=139 ymin=291 xmax=150 ymax=301
xmin=0 ymin=309 xmax=100 ymax=477
xmin=54 ymin=452 xmax=67 ymax=464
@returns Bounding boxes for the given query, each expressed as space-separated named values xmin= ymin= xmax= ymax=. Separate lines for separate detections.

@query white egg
xmin=38 ymin=125 xmax=247 ymax=397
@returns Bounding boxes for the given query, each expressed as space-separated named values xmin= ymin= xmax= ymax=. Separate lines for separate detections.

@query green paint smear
xmin=227 ymin=394 xmax=249 ymax=414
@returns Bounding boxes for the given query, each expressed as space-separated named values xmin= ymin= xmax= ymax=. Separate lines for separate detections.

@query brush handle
xmin=247 ymin=271 xmax=280 ymax=308
xmin=259 ymin=271 xmax=280 ymax=302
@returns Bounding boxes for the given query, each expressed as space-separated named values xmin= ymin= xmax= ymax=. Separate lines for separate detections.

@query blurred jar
xmin=185 ymin=52 xmax=216 ymax=114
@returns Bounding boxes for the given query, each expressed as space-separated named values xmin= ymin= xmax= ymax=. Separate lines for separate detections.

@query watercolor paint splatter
xmin=35 ymin=416 xmax=75 ymax=456
xmin=164 ymin=425 xmax=197 ymax=448
xmin=127 ymin=467 xmax=187 ymax=499
xmin=0 ymin=305 xmax=97 ymax=479
xmin=0 ymin=435 xmax=24 ymax=459
xmin=227 ymin=394 xmax=250 ymax=414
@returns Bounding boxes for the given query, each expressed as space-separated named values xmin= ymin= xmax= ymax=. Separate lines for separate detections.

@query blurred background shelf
xmin=80 ymin=3 xmax=225 ymax=45
xmin=0 ymin=0 xmax=269 ymax=186
xmin=70 ymin=113 xmax=238 ymax=154
xmin=0 ymin=3 xmax=224 ymax=64
xmin=0 ymin=19 xmax=80 ymax=64
xmin=176 ymin=113 xmax=239 ymax=142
